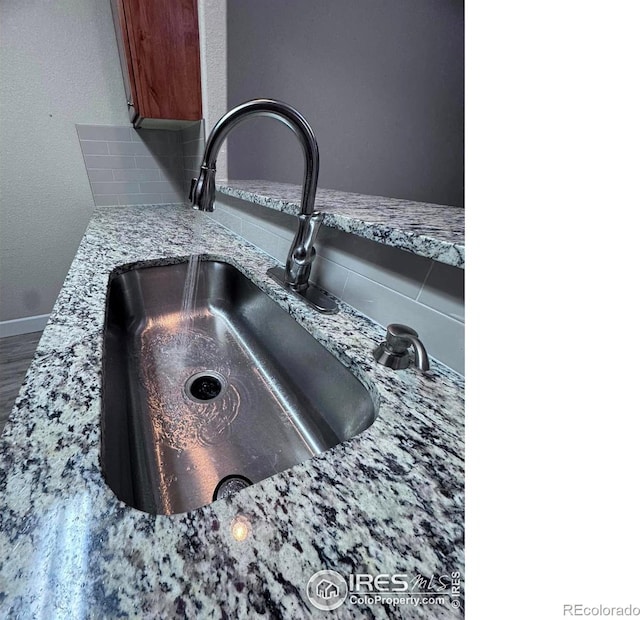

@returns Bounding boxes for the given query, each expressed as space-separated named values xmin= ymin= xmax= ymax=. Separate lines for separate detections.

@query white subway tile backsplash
xmin=216 ymin=194 xmax=295 ymax=238
xmin=93 ymin=195 xmax=121 ymax=206
xmin=148 ymin=141 xmax=181 ymax=157
xmin=79 ymin=141 xmax=109 ymax=155
xmin=77 ymin=123 xmax=193 ymax=207
xmin=183 ymin=156 xmax=203 ymax=170
xmin=112 ymin=168 xmax=160 ymax=182
xmin=182 ymin=139 xmax=204 ymax=159
xmin=158 ymin=156 xmax=184 ymax=171
xmin=135 ymin=128 xmax=180 ymax=145
xmin=107 ymin=141 xmax=151 ymax=156
xmin=315 ymin=227 xmax=429 ymax=299
xmin=210 ymin=207 xmax=244 ymax=234
xmin=77 ymin=122 xmax=193 ymax=207
xmin=341 ymin=271 xmax=464 ymax=373
xmin=312 ymin=256 xmax=349 ymax=299
xmin=90 ymin=181 xmax=140 ymax=195
xmin=77 ymin=125 xmax=132 ymax=142
xmin=162 ymin=193 xmax=183 ymax=203
xmin=417 ymin=261 xmax=465 ymax=322
xmin=134 ymin=156 xmax=161 ymax=169
xmin=136 ymin=156 xmax=183 ymax=176
xmin=84 ymin=155 xmax=136 ymax=170
xmin=87 ymin=169 xmax=114 ymax=182
xmin=133 ymin=128 xmax=169 ymax=144
xmin=138 ymin=181 xmax=175 ymax=194
xmin=241 ymin=221 xmax=290 ymax=261
xmin=119 ymin=194 xmax=166 ymax=205
xmin=180 ymin=121 xmax=204 ymax=143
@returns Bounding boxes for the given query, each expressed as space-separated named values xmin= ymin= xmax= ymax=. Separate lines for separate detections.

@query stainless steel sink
xmin=101 ymin=258 xmax=376 ymax=515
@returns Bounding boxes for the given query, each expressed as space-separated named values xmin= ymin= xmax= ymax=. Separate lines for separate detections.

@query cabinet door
xmin=116 ymin=0 xmax=202 ymax=122
xmin=111 ymin=0 xmax=139 ymax=122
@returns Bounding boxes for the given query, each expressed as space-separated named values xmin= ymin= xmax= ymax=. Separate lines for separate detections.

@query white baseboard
xmin=0 ymin=314 xmax=50 ymax=338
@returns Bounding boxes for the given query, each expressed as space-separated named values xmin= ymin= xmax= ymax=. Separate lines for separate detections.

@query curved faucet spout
xmin=192 ymin=99 xmax=319 ymax=216
xmin=192 ymin=99 xmax=335 ymax=311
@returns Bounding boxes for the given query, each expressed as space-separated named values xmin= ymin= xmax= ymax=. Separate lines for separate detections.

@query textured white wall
xmin=198 ymin=0 xmax=227 ymax=179
xmin=0 ymin=0 xmax=129 ymax=323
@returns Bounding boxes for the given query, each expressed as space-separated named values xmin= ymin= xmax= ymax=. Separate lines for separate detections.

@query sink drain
xmin=213 ymin=475 xmax=253 ymax=501
xmin=184 ymin=371 xmax=227 ymax=403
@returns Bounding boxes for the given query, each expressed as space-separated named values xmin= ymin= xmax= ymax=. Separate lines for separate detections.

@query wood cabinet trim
xmin=112 ymin=0 xmax=202 ymax=123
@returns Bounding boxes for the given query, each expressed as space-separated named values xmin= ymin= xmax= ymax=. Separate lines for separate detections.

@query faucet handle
xmin=191 ymin=165 xmax=216 ymax=212
xmin=293 ymin=211 xmax=323 ymax=266
xmin=373 ymin=323 xmax=430 ymax=373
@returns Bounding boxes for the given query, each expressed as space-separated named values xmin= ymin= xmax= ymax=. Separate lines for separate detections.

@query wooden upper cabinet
xmin=111 ymin=0 xmax=202 ymax=127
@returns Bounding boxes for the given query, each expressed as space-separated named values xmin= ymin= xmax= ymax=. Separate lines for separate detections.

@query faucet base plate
xmin=267 ymin=267 xmax=338 ymax=314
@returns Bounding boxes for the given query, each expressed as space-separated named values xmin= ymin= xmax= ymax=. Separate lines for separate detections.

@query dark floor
xmin=0 ymin=331 xmax=42 ymax=434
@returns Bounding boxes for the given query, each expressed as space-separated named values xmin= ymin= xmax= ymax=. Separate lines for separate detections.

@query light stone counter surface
xmin=0 ymin=205 xmax=464 ymax=618
xmin=218 ymin=181 xmax=465 ymax=269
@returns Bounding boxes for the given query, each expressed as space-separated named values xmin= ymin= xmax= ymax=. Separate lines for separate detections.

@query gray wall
xmin=198 ymin=0 xmax=228 ymax=179
xmin=0 ymin=0 xmax=129 ymax=327
xmin=227 ymin=0 xmax=464 ymax=206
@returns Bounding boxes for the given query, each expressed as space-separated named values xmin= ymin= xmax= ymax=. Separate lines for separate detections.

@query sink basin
xmin=101 ymin=258 xmax=376 ymax=515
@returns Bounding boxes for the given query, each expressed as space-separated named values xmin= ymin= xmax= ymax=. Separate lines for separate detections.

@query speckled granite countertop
xmin=218 ymin=181 xmax=465 ymax=269
xmin=0 ymin=205 xmax=464 ymax=618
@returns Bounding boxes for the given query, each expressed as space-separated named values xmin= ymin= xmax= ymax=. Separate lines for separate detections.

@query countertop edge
xmin=217 ymin=181 xmax=466 ymax=269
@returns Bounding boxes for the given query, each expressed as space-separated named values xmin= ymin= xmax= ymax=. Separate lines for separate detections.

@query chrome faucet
xmin=373 ymin=324 xmax=430 ymax=373
xmin=191 ymin=99 xmax=337 ymax=314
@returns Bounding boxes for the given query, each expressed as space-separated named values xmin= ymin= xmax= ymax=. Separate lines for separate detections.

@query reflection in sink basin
xmin=101 ymin=258 xmax=377 ymax=515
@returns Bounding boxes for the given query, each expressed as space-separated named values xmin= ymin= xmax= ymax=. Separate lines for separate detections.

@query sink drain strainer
xmin=213 ymin=475 xmax=253 ymax=501
xmin=184 ymin=371 xmax=227 ymax=403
